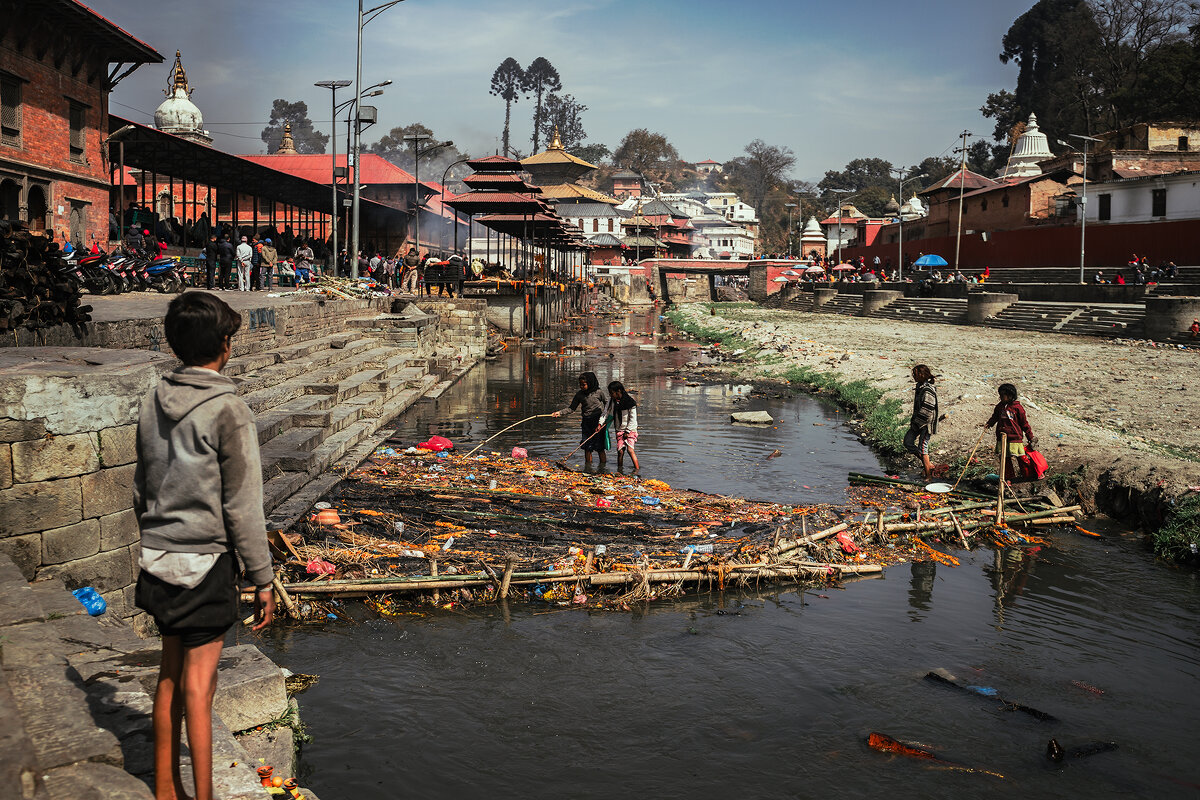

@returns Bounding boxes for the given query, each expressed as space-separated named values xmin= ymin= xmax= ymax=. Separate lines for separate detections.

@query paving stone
xmin=0 ymin=672 xmax=41 ymax=800
xmin=0 ymin=533 xmax=41 ymax=581
xmin=5 ymin=663 xmax=123 ymax=770
xmin=42 ymin=518 xmax=102 ymax=565
xmin=41 ymin=762 xmax=153 ymax=800
xmin=234 ymin=719 xmax=295 ymax=780
xmin=99 ymin=510 xmax=140 ymax=551
xmin=10 ymin=432 xmax=98 ymax=482
xmin=98 ymin=425 xmax=138 ymax=468
xmin=0 ymin=557 xmax=43 ymax=626
xmin=0 ymin=477 xmax=83 ymax=538
xmin=82 ymin=465 xmax=138 ymax=518
xmin=0 ymin=614 xmax=142 ymax=669
xmin=28 ymin=577 xmax=86 ymax=619
xmin=180 ymin=712 xmax=266 ymax=800
xmin=212 ymin=645 xmax=288 ymax=733
xmin=0 ymin=418 xmax=47 ymax=442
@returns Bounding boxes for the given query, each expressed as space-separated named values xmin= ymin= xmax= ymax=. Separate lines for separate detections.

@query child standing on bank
xmin=601 ymin=381 xmax=640 ymax=472
xmin=134 ymin=292 xmax=275 ymax=800
xmin=983 ymin=382 xmax=1037 ymax=484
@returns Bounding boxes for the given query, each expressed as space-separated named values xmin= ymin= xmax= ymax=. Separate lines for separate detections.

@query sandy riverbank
xmin=671 ymin=303 xmax=1198 ymax=529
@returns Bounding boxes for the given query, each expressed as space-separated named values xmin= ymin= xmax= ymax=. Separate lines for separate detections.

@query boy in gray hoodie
xmin=134 ymin=291 xmax=274 ymax=800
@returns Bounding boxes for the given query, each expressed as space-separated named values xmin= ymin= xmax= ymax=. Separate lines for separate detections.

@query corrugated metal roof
xmin=586 ymin=233 xmax=623 ymax=246
xmin=556 ymin=202 xmax=622 ymax=217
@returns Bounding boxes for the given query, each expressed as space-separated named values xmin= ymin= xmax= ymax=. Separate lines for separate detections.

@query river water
xmin=255 ymin=309 xmax=1200 ymax=799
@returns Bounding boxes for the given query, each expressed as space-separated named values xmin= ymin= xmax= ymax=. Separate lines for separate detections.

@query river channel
xmin=255 ymin=309 xmax=1200 ymax=799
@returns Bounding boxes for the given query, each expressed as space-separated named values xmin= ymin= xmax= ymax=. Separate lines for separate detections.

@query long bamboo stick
xmin=775 ymin=522 xmax=848 ymax=555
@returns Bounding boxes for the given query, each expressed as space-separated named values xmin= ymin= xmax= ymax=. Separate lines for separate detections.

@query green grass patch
xmin=1151 ymin=494 xmax=1200 ymax=562
xmin=665 ymin=308 xmax=756 ymax=352
xmin=781 ymin=365 xmax=907 ymax=456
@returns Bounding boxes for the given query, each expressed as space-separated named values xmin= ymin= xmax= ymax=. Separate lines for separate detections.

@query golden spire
xmin=276 ymin=122 xmax=298 ymax=154
xmin=549 ymin=125 xmax=563 ymax=150
xmin=165 ymin=50 xmax=192 ymax=97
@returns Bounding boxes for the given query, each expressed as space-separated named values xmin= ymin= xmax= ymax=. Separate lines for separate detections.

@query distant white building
xmin=1084 ymin=170 xmax=1200 ymax=224
xmin=693 ymin=159 xmax=722 ymax=175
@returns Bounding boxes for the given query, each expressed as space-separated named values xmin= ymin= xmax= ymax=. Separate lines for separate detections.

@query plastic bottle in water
xmin=681 ymin=544 xmax=714 ymax=554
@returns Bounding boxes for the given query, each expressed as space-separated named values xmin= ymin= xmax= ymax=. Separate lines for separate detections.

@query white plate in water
xmin=924 ymin=482 xmax=953 ymax=494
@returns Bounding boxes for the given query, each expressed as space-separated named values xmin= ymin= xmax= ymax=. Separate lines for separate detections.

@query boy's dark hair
xmin=912 ymin=364 xmax=935 ymax=383
xmin=998 ymin=383 xmax=1017 ymax=402
xmin=165 ymin=291 xmax=241 ymax=365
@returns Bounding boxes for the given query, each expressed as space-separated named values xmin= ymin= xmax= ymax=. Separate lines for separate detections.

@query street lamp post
xmin=440 ymin=157 xmax=470 ymax=251
xmin=784 ymin=202 xmax=797 ymax=257
xmin=402 ymin=135 xmax=453 ymax=258
xmin=890 ymin=168 xmax=926 ymax=281
xmin=1069 ymin=134 xmax=1101 ymax=283
xmin=350 ymin=0 xmax=406 ymax=278
xmin=314 ymin=80 xmax=351 ymax=264
xmin=829 ymin=188 xmax=852 ymax=265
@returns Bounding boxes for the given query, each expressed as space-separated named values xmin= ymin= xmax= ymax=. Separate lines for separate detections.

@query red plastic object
xmin=511 ymin=447 xmax=528 ymax=459
xmin=305 ymin=558 xmax=336 ymax=576
xmin=419 ymin=435 xmax=454 ymax=452
xmin=835 ymin=531 xmax=860 ymax=554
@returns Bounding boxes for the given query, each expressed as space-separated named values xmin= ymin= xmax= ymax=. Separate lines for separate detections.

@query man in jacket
xmin=216 ymin=236 xmax=235 ymax=290
xmin=235 ymin=236 xmax=253 ymax=292
xmin=260 ymin=238 xmax=278 ymax=291
xmin=203 ymin=233 xmax=220 ymax=290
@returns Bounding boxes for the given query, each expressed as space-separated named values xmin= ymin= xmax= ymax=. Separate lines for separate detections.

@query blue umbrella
xmin=913 ymin=254 xmax=948 ymax=267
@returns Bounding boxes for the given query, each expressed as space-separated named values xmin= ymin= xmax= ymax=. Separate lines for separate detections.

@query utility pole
xmin=953 ymin=130 xmax=972 ymax=275
xmin=1069 ymin=134 xmax=1101 ymax=283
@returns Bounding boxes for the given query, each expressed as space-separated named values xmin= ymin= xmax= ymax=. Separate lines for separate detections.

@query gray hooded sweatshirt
xmin=133 ymin=367 xmax=273 ymax=588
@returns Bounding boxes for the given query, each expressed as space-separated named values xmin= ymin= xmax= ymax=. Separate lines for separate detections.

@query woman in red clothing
xmin=984 ymin=383 xmax=1037 ymax=482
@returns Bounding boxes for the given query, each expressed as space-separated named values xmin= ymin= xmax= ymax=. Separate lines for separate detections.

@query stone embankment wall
xmin=411 ymin=298 xmax=488 ymax=361
xmin=0 ymin=349 xmax=170 ymax=617
xmin=2 ymin=295 xmax=391 ymax=355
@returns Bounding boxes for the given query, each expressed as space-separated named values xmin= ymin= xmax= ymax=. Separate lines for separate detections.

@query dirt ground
xmin=674 ymin=304 xmax=1200 ymax=524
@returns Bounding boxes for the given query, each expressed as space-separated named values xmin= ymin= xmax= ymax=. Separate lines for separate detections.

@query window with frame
xmin=1098 ymin=193 xmax=1111 ymax=221
xmin=1152 ymin=188 xmax=1167 ymax=217
xmin=68 ymin=102 xmax=86 ymax=162
xmin=1 ymin=75 xmax=21 ymax=146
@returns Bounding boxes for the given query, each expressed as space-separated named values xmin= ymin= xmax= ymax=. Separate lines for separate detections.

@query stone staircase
xmin=983 ymin=302 xmax=1080 ymax=333
xmin=0 ymin=556 xmax=311 ymax=800
xmin=789 ymin=293 xmax=862 ymax=316
xmin=983 ymin=301 xmax=1149 ymax=338
xmin=870 ymin=297 xmax=968 ymax=325
xmin=218 ymin=316 xmax=450 ymax=529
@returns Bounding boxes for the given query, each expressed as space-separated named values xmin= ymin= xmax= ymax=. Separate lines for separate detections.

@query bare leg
xmin=598 ymin=451 xmax=607 ymax=466
xmin=627 ymin=444 xmax=640 ymax=472
xmin=584 ymin=451 xmax=593 ymax=466
xmin=152 ymin=635 xmax=191 ymax=800
xmin=182 ymin=637 xmax=225 ymax=800
xmin=920 ymin=453 xmax=933 ymax=482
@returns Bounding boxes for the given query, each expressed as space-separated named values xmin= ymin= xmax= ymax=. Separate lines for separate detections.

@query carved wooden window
xmin=69 ymin=102 xmax=86 ymax=162
xmin=0 ymin=75 xmax=21 ymax=147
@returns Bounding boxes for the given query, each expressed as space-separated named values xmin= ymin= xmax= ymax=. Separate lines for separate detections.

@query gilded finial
xmin=549 ymin=125 xmax=563 ymax=150
xmin=165 ymin=50 xmax=192 ymax=98
xmin=276 ymin=121 xmax=298 ymax=154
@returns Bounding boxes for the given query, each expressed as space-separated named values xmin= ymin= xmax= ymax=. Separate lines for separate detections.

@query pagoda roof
xmin=444 ymin=191 xmax=548 ymax=215
xmin=610 ymin=169 xmax=641 ymax=179
xmin=462 ymin=173 xmax=541 ymax=192
xmin=521 ymin=130 xmax=597 ymax=170
xmin=637 ymin=198 xmax=685 ymax=218
xmin=621 ymin=235 xmax=664 ymax=248
xmin=466 ymin=154 xmax=524 ymax=172
xmin=537 ymin=183 xmax=618 ymax=203
xmin=586 ymin=233 xmax=623 ymax=247
xmin=621 ymin=214 xmax=656 ymax=228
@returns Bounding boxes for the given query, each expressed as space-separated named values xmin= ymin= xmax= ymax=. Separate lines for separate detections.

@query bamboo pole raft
xmin=263 ymin=448 xmax=1084 ymax=618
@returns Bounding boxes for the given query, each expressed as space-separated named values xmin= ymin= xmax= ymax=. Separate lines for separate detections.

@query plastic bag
xmin=1023 ymin=448 xmax=1049 ymax=479
xmin=511 ymin=447 xmax=528 ymax=459
xmin=419 ymin=435 xmax=454 ymax=452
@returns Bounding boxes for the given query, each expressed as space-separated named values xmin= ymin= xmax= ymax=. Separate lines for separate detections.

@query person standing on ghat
xmin=203 ymin=233 xmax=219 ymax=290
xmin=216 ymin=235 xmax=235 ymax=290
xmin=235 ymin=236 xmax=253 ymax=292
xmin=260 ymin=238 xmax=277 ymax=291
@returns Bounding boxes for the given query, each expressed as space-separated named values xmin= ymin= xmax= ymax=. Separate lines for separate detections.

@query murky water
xmin=254 ymin=308 xmax=1200 ymax=799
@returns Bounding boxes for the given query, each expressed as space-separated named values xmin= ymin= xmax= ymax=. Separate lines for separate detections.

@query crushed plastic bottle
xmin=71 ymin=586 xmax=106 ymax=616
xmin=681 ymin=544 xmax=714 ymax=554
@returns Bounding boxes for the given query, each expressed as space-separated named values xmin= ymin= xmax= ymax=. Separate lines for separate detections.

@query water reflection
xmin=908 ymin=560 xmax=936 ymax=620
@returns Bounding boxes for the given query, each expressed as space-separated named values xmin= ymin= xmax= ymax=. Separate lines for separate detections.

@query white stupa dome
xmin=154 ymin=51 xmax=212 ymax=145
xmin=800 ymin=216 xmax=824 ymax=241
xmin=900 ymin=194 xmax=925 ymax=219
xmin=998 ymin=112 xmax=1053 ymax=179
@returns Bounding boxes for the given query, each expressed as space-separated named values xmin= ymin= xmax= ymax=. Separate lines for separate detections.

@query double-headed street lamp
xmin=829 ymin=188 xmax=853 ymax=264
xmin=1060 ymin=134 xmax=1101 ymax=283
xmin=890 ymin=168 xmax=926 ymax=281
xmin=350 ymin=0 xmax=407 ymax=278
xmin=314 ymin=80 xmax=351 ymax=263
xmin=403 ymin=134 xmax=454 ymax=258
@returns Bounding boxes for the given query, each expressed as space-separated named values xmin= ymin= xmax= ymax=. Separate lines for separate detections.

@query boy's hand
xmin=252 ymin=588 xmax=275 ymax=631
xmin=551 ymin=411 xmax=560 ymax=418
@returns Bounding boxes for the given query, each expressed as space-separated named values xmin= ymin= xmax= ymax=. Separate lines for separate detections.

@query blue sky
xmin=90 ymin=0 xmax=1037 ymax=181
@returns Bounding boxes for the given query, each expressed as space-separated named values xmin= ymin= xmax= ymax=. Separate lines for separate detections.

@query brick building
xmin=0 ymin=0 xmax=161 ymax=245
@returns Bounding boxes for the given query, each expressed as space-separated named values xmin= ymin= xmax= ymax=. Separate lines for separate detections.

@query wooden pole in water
xmin=998 ymin=433 xmax=1007 ymax=525
xmin=498 ymin=554 xmax=516 ymax=600
xmin=272 ymin=574 xmax=299 ymax=619
xmin=429 ymin=555 xmax=439 ymax=603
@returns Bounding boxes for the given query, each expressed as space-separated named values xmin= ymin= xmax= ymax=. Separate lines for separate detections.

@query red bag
xmin=1024 ymin=448 xmax=1049 ymax=479
xmin=418 ymin=435 xmax=454 ymax=452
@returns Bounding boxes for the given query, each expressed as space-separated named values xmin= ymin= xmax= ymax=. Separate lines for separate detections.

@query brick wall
xmin=1 ymin=23 xmax=114 ymax=244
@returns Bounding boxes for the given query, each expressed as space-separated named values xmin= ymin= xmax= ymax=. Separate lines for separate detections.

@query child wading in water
xmin=905 ymin=364 xmax=939 ymax=481
xmin=601 ymin=381 xmax=639 ymax=471
xmin=552 ymin=371 xmax=609 ymax=467
xmin=984 ymin=382 xmax=1037 ymax=483
xmin=134 ymin=292 xmax=275 ymax=800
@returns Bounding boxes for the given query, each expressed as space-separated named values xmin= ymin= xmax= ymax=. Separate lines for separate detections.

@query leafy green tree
xmin=736 ymin=139 xmax=796 ymax=217
xmin=524 ymin=57 xmax=562 ymax=152
xmin=612 ymin=129 xmax=679 ymax=174
xmin=538 ymin=94 xmax=588 ymax=149
xmin=574 ymin=143 xmax=611 ymax=165
xmin=261 ymin=99 xmax=328 ymax=154
xmin=367 ymin=123 xmax=470 ymax=185
xmin=489 ymin=58 xmax=526 ymax=158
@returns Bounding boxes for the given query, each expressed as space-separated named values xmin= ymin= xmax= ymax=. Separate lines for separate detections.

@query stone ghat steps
xmin=0 ymin=554 xmax=301 ymax=800
xmin=871 ymin=297 xmax=968 ymax=325
xmin=983 ymin=302 xmax=1149 ymax=338
xmin=788 ymin=294 xmax=862 ymax=316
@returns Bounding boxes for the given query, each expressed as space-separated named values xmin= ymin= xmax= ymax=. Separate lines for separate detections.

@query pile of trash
xmin=264 ymin=439 xmax=1086 ymax=618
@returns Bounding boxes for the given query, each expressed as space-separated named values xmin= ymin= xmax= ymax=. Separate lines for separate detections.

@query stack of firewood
xmin=0 ymin=220 xmax=91 ymax=338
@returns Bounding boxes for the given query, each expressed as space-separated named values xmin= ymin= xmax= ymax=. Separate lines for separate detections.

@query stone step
xmin=304 ymin=368 xmax=386 ymax=403
xmin=239 ymin=342 xmax=381 ymax=415
xmin=234 ymin=337 xmax=375 ymax=397
xmin=292 ymin=401 xmax=366 ymax=436
xmin=5 ymin=663 xmax=123 ymax=772
xmin=0 ymin=558 xmax=44 ymax=626
xmin=261 ymin=426 xmax=325 ymax=456
xmin=224 ymin=330 xmax=363 ymax=378
xmin=262 ymin=470 xmax=312 ymax=515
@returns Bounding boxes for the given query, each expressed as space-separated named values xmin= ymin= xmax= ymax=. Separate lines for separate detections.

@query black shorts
xmin=136 ymin=551 xmax=238 ymax=647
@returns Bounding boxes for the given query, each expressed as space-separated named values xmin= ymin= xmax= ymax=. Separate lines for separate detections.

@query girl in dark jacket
xmin=552 ymin=371 xmax=609 ymax=467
